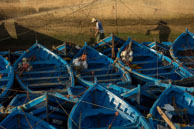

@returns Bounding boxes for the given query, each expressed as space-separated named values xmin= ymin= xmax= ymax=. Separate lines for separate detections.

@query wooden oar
xmin=157 ymin=106 xmax=176 ymax=129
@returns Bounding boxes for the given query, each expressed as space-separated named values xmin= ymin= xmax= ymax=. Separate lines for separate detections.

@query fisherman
xmin=120 ymin=48 xmax=133 ymax=66
xmin=146 ymin=20 xmax=171 ymax=43
xmin=120 ymin=42 xmax=142 ymax=69
xmin=72 ymin=53 xmax=88 ymax=73
xmin=18 ymin=58 xmax=32 ymax=72
xmin=91 ymin=17 xmax=104 ymax=43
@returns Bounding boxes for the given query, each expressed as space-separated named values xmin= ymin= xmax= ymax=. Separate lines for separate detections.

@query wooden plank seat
xmin=30 ymin=60 xmax=55 ymax=65
xmin=83 ymin=108 xmax=115 ymax=118
xmin=90 ymin=126 xmax=127 ymax=129
xmin=0 ymin=85 xmax=6 ymax=88
xmin=136 ymin=65 xmax=173 ymax=72
xmin=147 ymin=71 xmax=177 ymax=77
xmin=133 ymin=53 xmax=153 ymax=57
xmin=83 ymin=66 xmax=114 ymax=72
xmin=178 ymin=56 xmax=194 ymax=59
xmin=30 ymin=66 xmax=59 ymax=71
xmin=27 ymin=82 xmax=66 ymax=88
xmin=97 ymin=78 xmax=122 ymax=83
xmin=184 ymin=62 xmax=194 ymax=65
xmin=30 ymin=106 xmax=65 ymax=115
xmin=22 ymin=75 xmax=70 ymax=81
xmin=132 ymin=60 xmax=162 ymax=65
xmin=0 ymin=70 xmax=8 ymax=74
xmin=87 ymin=60 xmax=110 ymax=64
xmin=81 ymin=73 xmax=121 ymax=78
xmin=0 ymin=77 xmax=8 ymax=82
xmin=177 ymin=47 xmax=194 ymax=51
xmin=21 ymin=69 xmax=67 ymax=75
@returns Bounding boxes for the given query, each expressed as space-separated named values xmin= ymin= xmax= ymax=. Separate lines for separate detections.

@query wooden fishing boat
xmin=52 ymin=42 xmax=81 ymax=63
xmin=142 ymin=41 xmax=172 ymax=57
xmin=6 ymin=80 xmax=89 ymax=111
xmin=14 ymin=43 xmax=74 ymax=92
xmin=94 ymin=34 xmax=126 ymax=59
xmin=118 ymin=84 xmax=162 ymax=116
xmin=117 ymin=37 xmax=193 ymax=85
xmin=71 ymin=44 xmax=131 ymax=86
xmin=121 ymin=82 xmax=194 ymax=115
xmin=170 ymin=28 xmax=194 ymax=74
xmin=0 ymin=55 xmax=14 ymax=102
xmin=149 ymin=86 xmax=194 ymax=129
xmin=12 ymin=92 xmax=77 ymax=129
xmin=0 ymin=51 xmax=24 ymax=64
xmin=0 ymin=109 xmax=56 ymax=129
xmin=68 ymin=85 xmax=151 ymax=129
xmin=142 ymin=82 xmax=194 ymax=94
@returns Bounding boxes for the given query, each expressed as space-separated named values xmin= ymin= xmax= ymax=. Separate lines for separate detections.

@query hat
xmin=22 ymin=57 xmax=27 ymax=61
xmin=157 ymin=20 xmax=167 ymax=25
xmin=91 ymin=18 xmax=97 ymax=23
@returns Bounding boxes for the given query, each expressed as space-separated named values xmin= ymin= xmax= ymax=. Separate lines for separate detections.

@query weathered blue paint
xmin=71 ymin=44 xmax=131 ymax=87
xmin=0 ymin=109 xmax=56 ymax=129
xmin=149 ymin=86 xmax=194 ymax=129
xmin=142 ymin=41 xmax=172 ymax=57
xmin=0 ymin=55 xmax=14 ymax=101
xmin=170 ymin=28 xmax=194 ymax=74
xmin=53 ymin=42 xmax=81 ymax=63
xmin=94 ymin=34 xmax=126 ymax=58
xmin=14 ymin=43 xmax=74 ymax=92
xmin=11 ymin=92 xmax=77 ymax=129
xmin=68 ymin=84 xmax=151 ymax=129
xmin=117 ymin=37 xmax=193 ymax=84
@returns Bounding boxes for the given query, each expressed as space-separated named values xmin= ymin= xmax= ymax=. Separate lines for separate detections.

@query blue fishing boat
xmin=117 ymin=37 xmax=193 ymax=85
xmin=0 ymin=109 xmax=56 ymax=129
xmin=118 ymin=84 xmax=163 ymax=116
xmin=94 ymin=34 xmax=126 ymax=59
xmin=0 ymin=55 xmax=14 ymax=102
xmin=142 ymin=41 xmax=172 ymax=57
xmin=12 ymin=92 xmax=77 ymax=129
xmin=5 ymin=82 xmax=87 ymax=116
xmin=52 ymin=42 xmax=81 ymax=63
xmin=121 ymin=82 xmax=194 ymax=115
xmin=0 ymin=50 xmax=24 ymax=64
xmin=170 ymin=28 xmax=194 ymax=74
xmin=149 ymin=86 xmax=194 ymax=129
xmin=68 ymin=85 xmax=151 ymax=129
xmin=14 ymin=42 xmax=74 ymax=92
xmin=142 ymin=81 xmax=194 ymax=94
xmin=71 ymin=44 xmax=131 ymax=86
xmin=5 ymin=93 xmax=42 ymax=112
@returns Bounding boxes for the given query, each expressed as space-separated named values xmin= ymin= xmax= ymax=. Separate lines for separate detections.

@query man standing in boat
xmin=91 ymin=18 xmax=105 ymax=43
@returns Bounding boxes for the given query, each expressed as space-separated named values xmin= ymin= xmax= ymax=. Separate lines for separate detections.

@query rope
xmin=108 ymin=112 xmax=119 ymax=129
xmin=32 ymin=97 xmax=69 ymax=127
xmin=20 ymin=109 xmax=33 ymax=129
xmin=0 ymin=0 xmax=101 ymax=43
xmin=0 ymin=30 xmax=32 ymax=42
xmin=1 ymin=84 xmax=192 ymax=128
xmin=55 ymin=99 xmax=79 ymax=128
xmin=118 ymin=0 xmax=185 ymax=33
xmin=0 ymin=0 xmax=190 ymax=44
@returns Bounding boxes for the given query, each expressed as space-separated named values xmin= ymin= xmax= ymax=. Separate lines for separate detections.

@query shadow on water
xmin=0 ymin=22 xmax=63 ymax=51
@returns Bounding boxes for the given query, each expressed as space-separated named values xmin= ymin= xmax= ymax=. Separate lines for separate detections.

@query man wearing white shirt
xmin=72 ymin=53 xmax=88 ymax=73
xmin=91 ymin=18 xmax=104 ymax=43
